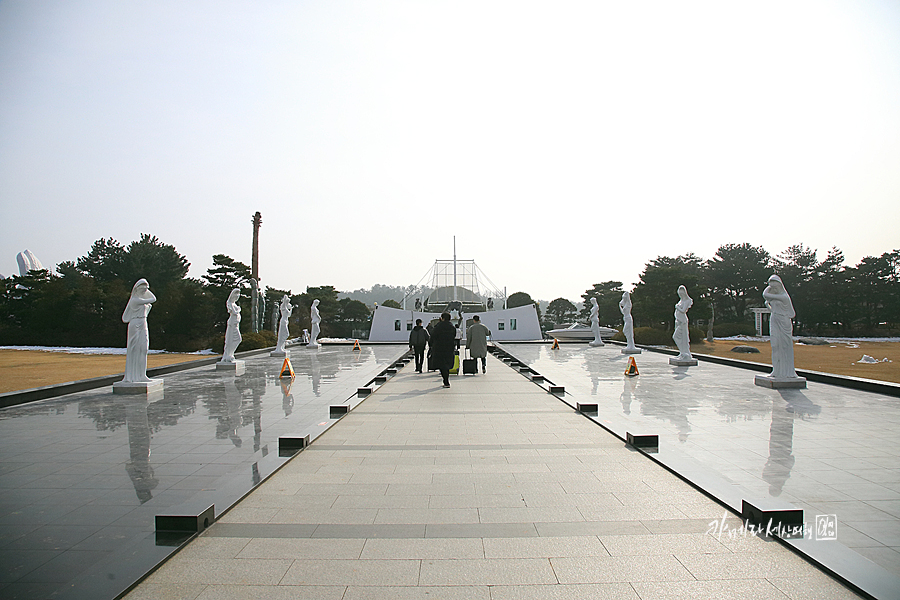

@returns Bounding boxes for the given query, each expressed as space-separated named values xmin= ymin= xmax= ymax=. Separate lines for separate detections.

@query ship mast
xmin=453 ymin=236 xmax=458 ymax=303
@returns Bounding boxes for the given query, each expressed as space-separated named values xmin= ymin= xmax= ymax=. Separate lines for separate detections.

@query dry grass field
xmin=0 ymin=350 xmax=213 ymax=394
xmin=694 ymin=339 xmax=900 ymax=384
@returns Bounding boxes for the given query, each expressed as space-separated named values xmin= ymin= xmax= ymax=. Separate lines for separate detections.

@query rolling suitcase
xmin=449 ymin=352 xmax=460 ymax=375
xmin=462 ymin=349 xmax=478 ymax=375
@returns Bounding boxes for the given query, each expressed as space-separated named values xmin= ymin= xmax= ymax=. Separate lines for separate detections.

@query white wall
xmin=368 ymin=304 xmax=542 ymax=342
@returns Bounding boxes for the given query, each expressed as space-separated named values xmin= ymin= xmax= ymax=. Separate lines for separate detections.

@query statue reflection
xmin=620 ymin=376 xmax=637 ymax=415
xmin=763 ymin=390 xmax=820 ymax=497
xmin=310 ymin=352 xmax=321 ymax=396
xmin=219 ymin=376 xmax=243 ymax=448
xmin=639 ymin=388 xmax=693 ymax=443
xmin=280 ymin=378 xmax=294 ymax=416
xmin=120 ymin=394 xmax=159 ymax=503
xmin=585 ymin=354 xmax=603 ymax=395
xmin=250 ymin=383 xmax=262 ymax=453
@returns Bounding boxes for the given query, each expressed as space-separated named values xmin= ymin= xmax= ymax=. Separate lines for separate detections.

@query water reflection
xmin=763 ymin=390 xmax=820 ymax=497
xmin=121 ymin=395 xmax=158 ymax=503
xmin=310 ymin=352 xmax=322 ymax=395
xmin=620 ymin=377 xmax=637 ymax=415
xmin=222 ymin=376 xmax=243 ymax=447
xmin=280 ymin=379 xmax=294 ymax=416
xmin=0 ymin=344 xmax=406 ymax=600
xmin=584 ymin=353 xmax=605 ymax=394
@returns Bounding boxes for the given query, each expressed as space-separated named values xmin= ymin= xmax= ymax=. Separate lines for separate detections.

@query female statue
xmin=619 ymin=291 xmax=638 ymax=352
xmin=122 ymin=279 xmax=156 ymax=382
xmin=309 ymin=299 xmax=321 ymax=348
xmin=672 ymin=285 xmax=693 ymax=360
xmin=275 ymin=295 xmax=292 ymax=352
xmin=589 ymin=297 xmax=604 ymax=346
xmin=764 ymin=274 xmax=799 ymax=379
xmin=222 ymin=288 xmax=242 ymax=362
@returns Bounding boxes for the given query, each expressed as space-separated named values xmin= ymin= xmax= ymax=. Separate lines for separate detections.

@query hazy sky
xmin=2 ymin=0 xmax=898 ymax=302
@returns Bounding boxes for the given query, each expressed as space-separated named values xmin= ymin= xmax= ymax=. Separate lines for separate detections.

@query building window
xmin=498 ymin=321 xmax=505 ymax=330
xmin=406 ymin=321 xmax=413 ymax=331
xmin=394 ymin=320 xmax=401 ymax=331
xmin=510 ymin=319 xmax=517 ymax=331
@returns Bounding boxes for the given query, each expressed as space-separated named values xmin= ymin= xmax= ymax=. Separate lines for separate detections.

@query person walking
xmin=466 ymin=315 xmax=491 ymax=374
xmin=429 ymin=312 xmax=457 ymax=388
xmin=408 ymin=318 xmax=429 ymax=373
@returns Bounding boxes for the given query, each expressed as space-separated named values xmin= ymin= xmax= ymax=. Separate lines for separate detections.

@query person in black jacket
xmin=408 ymin=319 xmax=429 ymax=373
xmin=429 ymin=312 xmax=457 ymax=388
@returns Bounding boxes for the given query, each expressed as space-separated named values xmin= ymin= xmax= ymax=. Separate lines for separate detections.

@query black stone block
xmin=577 ymin=402 xmax=598 ymax=413
xmin=155 ymin=502 xmax=215 ymax=533
xmin=330 ymin=405 xmax=350 ymax=418
xmin=741 ymin=499 xmax=804 ymax=538
xmin=626 ymin=432 xmax=658 ymax=448
xmin=358 ymin=387 xmax=372 ymax=397
xmin=279 ymin=435 xmax=310 ymax=456
xmin=549 ymin=386 xmax=565 ymax=396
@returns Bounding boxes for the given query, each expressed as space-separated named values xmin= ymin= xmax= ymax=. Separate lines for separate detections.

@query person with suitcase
xmin=408 ymin=319 xmax=429 ymax=373
xmin=466 ymin=315 xmax=491 ymax=374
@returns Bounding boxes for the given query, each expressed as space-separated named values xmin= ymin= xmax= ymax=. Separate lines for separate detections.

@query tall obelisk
xmin=250 ymin=212 xmax=262 ymax=333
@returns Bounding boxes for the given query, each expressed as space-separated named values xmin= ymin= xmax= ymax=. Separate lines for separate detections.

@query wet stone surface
xmin=503 ymin=342 xmax=900 ymax=577
xmin=0 ymin=344 xmax=405 ymax=600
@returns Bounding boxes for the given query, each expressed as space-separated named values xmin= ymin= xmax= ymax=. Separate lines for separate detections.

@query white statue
xmin=755 ymin=274 xmax=805 ymax=388
xmin=221 ymin=288 xmax=242 ymax=362
xmin=308 ymin=299 xmax=321 ymax=348
xmin=275 ymin=295 xmax=292 ymax=352
xmin=589 ymin=297 xmax=604 ymax=347
xmin=121 ymin=279 xmax=156 ymax=383
xmin=16 ymin=249 xmax=44 ymax=276
xmin=670 ymin=285 xmax=696 ymax=365
xmin=619 ymin=291 xmax=640 ymax=354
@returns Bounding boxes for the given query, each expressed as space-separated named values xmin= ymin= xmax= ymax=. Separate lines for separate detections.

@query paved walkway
xmin=124 ymin=353 xmax=864 ymax=600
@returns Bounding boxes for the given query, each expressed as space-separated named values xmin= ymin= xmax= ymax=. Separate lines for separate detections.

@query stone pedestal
xmin=113 ymin=379 xmax=164 ymax=395
xmin=621 ymin=348 xmax=642 ymax=354
xmin=754 ymin=374 xmax=807 ymax=389
xmin=216 ymin=360 xmax=245 ymax=373
xmin=270 ymin=350 xmax=290 ymax=358
xmin=669 ymin=357 xmax=698 ymax=366
xmin=589 ymin=340 xmax=605 ymax=347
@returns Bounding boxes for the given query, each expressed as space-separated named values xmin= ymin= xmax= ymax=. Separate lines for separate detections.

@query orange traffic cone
xmin=280 ymin=357 xmax=295 ymax=379
xmin=624 ymin=356 xmax=639 ymax=377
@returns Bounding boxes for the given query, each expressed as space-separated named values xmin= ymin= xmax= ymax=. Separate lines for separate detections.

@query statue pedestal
xmin=307 ymin=343 xmax=319 ymax=350
xmin=216 ymin=360 xmax=245 ymax=373
xmin=589 ymin=340 xmax=605 ymax=347
xmin=754 ymin=374 xmax=807 ymax=389
xmin=621 ymin=348 xmax=642 ymax=354
xmin=669 ymin=357 xmax=698 ymax=366
xmin=113 ymin=379 xmax=164 ymax=395
xmin=270 ymin=350 xmax=290 ymax=358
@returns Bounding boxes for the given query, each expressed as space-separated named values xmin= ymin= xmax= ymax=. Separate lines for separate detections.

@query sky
xmin=1 ymin=0 xmax=899 ymax=302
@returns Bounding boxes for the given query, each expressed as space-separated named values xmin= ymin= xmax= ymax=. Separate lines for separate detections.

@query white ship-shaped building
xmin=368 ymin=251 xmax=542 ymax=342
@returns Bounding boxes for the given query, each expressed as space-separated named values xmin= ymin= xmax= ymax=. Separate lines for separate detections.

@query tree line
xmin=539 ymin=243 xmax=899 ymax=336
xmin=0 ymin=235 xmax=373 ymax=351
xmin=2 ymin=238 xmax=897 ymax=351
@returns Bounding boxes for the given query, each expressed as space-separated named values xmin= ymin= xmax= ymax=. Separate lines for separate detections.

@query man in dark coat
xmin=429 ymin=312 xmax=457 ymax=388
xmin=408 ymin=318 xmax=429 ymax=373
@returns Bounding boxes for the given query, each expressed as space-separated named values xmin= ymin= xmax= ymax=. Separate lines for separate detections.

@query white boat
xmin=546 ymin=323 xmax=617 ymax=341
